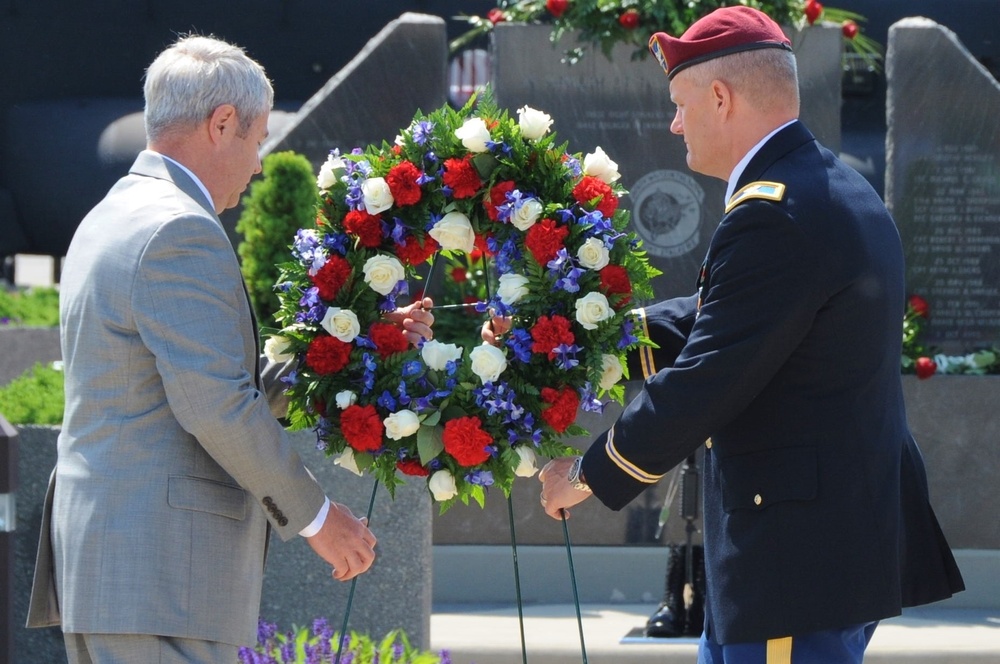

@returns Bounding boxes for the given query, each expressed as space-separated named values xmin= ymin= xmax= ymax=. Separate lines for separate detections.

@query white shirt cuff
xmin=299 ymin=496 xmax=330 ymax=538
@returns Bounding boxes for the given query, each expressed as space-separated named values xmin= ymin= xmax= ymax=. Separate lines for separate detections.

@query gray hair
xmin=143 ymin=35 xmax=274 ymax=143
xmin=686 ymin=48 xmax=800 ymax=114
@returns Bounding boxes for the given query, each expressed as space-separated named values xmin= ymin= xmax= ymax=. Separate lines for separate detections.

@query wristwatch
xmin=567 ymin=456 xmax=592 ymax=493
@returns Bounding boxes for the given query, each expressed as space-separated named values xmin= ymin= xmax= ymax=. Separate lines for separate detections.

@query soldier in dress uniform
xmin=536 ymin=7 xmax=965 ymax=663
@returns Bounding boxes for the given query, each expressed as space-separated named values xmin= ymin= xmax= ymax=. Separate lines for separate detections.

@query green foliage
xmin=451 ymin=0 xmax=880 ymax=66
xmin=0 ymin=362 xmax=64 ymax=425
xmin=0 ymin=286 xmax=60 ymax=327
xmin=237 ymin=151 xmax=319 ymax=328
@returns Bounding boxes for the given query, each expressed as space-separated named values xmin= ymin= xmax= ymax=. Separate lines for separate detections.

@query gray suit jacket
xmin=26 ymin=151 xmax=325 ymax=647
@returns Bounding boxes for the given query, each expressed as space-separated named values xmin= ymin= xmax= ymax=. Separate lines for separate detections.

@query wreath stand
xmin=330 ymin=480 xmax=590 ymax=664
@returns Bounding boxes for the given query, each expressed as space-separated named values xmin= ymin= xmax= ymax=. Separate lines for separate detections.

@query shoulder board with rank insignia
xmin=724 ymin=181 xmax=786 ymax=214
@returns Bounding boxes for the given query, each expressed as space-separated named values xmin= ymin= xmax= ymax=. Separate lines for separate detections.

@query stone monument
xmin=490 ymin=21 xmax=843 ymax=302
xmin=886 ymin=18 xmax=1000 ymax=354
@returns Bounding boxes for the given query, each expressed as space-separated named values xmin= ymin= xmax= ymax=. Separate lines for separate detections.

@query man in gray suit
xmin=25 ymin=35 xmax=434 ymax=662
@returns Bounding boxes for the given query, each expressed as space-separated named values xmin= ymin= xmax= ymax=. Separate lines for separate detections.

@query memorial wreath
xmin=267 ymin=91 xmax=660 ymax=509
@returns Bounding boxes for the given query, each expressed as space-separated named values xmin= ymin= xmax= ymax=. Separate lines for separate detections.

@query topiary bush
xmin=0 ymin=361 xmax=64 ymax=425
xmin=237 ymin=150 xmax=319 ymax=328
xmin=0 ymin=286 xmax=60 ymax=327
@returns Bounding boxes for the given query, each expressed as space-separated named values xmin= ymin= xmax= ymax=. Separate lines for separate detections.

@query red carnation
xmin=340 ymin=404 xmax=384 ymax=452
xmin=804 ymin=0 xmax=823 ymax=24
xmin=442 ymin=156 xmax=483 ymax=199
xmin=386 ymin=161 xmax=423 ymax=206
xmin=305 ymin=335 xmax=353 ymax=375
xmin=573 ymin=175 xmax=618 ymax=218
xmin=310 ymin=254 xmax=352 ymax=301
xmin=487 ymin=8 xmax=505 ymax=24
xmin=473 ymin=233 xmax=493 ymax=258
xmin=915 ymin=356 xmax=937 ymax=380
xmin=343 ymin=209 xmax=384 ymax=248
xmin=842 ymin=19 xmax=858 ymax=40
xmin=443 ymin=416 xmax=493 ymax=467
xmin=541 ymin=386 xmax=579 ymax=434
xmin=395 ymin=235 xmax=439 ymax=266
xmin=525 ymin=218 xmax=570 ymax=266
xmin=618 ymin=9 xmax=640 ymax=29
xmin=452 ymin=267 xmax=468 ymax=283
xmin=369 ymin=321 xmax=409 ymax=359
xmin=486 ymin=180 xmax=517 ymax=221
xmin=546 ymin=0 xmax=568 ymax=18
xmin=396 ymin=459 xmax=431 ymax=477
xmin=530 ymin=315 xmax=575 ymax=360
xmin=599 ymin=264 xmax=633 ymax=308
xmin=908 ymin=294 xmax=930 ymax=318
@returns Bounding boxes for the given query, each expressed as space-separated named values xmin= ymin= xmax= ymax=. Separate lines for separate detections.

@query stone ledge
xmin=432 ymin=545 xmax=999 ymax=608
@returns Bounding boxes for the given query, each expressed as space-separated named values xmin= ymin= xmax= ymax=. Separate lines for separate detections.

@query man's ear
xmin=710 ymin=79 xmax=736 ymax=120
xmin=208 ymin=104 xmax=238 ymax=144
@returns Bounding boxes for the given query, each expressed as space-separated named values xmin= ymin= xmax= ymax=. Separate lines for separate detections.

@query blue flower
xmin=505 ymin=328 xmax=533 ymax=363
xmin=554 ymin=343 xmax=582 ymax=370
xmin=466 ymin=469 xmax=494 ymax=486
xmin=618 ymin=317 xmax=639 ymax=349
xmin=412 ymin=120 xmax=435 ymax=145
xmin=377 ymin=390 xmax=397 ymax=411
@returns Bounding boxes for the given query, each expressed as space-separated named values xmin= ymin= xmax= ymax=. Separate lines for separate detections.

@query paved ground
xmin=430 ymin=603 xmax=1000 ymax=663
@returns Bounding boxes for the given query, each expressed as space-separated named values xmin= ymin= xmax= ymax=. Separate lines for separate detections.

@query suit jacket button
xmin=278 ymin=517 xmax=288 ymax=527
xmin=754 ymin=493 xmax=762 ymax=506
xmin=705 ymin=438 xmax=713 ymax=449
xmin=263 ymin=496 xmax=274 ymax=507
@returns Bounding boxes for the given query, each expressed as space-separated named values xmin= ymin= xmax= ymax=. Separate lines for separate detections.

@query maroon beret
xmin=648 ymin=6 xmax=792 ymax=80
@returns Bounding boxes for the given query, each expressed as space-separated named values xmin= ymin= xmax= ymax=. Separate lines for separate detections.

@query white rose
xmin=317 ymin=154 xmax=346 ymax=190
xmin=454 ymin=117 xmax=491 ymax=153
xmin=575 ymin=291 xmax=613 ymax=330
xmin=335 ymin=390 xmax=358 ymax=410
xmin=497 ymin=273 xmax=530 ymax=305
xmin=469 ymin=343 xmax=508 ymax=383
xmin=263 ymin=335 xmax=295 ymax=364
xmin=428 ymin=211 xmax=476 ymax=253
xmin=384 ymin=409 xmax=421 ymax=441
xmin=429 ymin=469 xmax=459 ymax=501
xmin=517 ymin=106 xmax=553 ymax=140
xmin=422 ymin=339 xmax=464 ymax=371
xmin=361 ymin=176 xmax=394 ymax=214
xmin=509 ymin=197 xmax=543 ymax=231
xmin=363 ymin=255 xmax=405 ymax=295
xmin=513 ymin=446 xmax=538 ymax=478
xmin=334 ymin=447 xmax=364 ymax=476
xmin=583 ymin=146 xmax=621 ymax=184
xmin=320 ymin=307 xmax=360 ymax=342
xmin=576 ymin=237 xmax=610 ymax=270
xmin=598 ymin=353 xmax=624 ymax=391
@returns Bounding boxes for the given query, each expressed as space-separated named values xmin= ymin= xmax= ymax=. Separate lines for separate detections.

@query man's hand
xmin=539 ymin=456 xmax=592 ymax=519
xmin=480 ymin=314 xmax=512 ymax=346
xmin=305 ymin=501 xmax=377 ymax=581
xmin=383 ymin=296 xmax=435 ymax=346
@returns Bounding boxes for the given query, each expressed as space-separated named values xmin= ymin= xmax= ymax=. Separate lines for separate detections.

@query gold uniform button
xmin=754 ymin=494 xmax=762 ymax=506
xmin=705 ymin=438 xmax=713 ymax=449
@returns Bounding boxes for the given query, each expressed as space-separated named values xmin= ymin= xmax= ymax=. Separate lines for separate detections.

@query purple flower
xmin=466 ymin=469 xmax=494 ymax=486
xmin=412 ymin=120 xmax=435 ymax=145
xmin=553 ymin=343 xmax=581 ymax=370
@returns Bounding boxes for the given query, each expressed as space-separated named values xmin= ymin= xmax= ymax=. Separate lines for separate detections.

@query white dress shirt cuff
xmin=299 ymin=496 xmax=330 ymax=538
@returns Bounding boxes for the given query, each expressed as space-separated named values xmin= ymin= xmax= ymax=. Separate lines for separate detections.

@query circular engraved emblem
xmin=630 ymin=169 xmax=704 ymax=258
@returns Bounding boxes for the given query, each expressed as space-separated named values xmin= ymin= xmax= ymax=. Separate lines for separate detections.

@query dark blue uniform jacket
xmin=583 ymin=121 xmax=964 ymax=644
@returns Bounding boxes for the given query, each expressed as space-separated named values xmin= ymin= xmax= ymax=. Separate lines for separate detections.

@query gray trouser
xmin=64 ymin=632 xmax=237 ymax=664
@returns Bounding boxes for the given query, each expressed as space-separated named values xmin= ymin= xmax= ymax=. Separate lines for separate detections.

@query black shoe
xmin=644 ymin=603 xmax=684 ymax=638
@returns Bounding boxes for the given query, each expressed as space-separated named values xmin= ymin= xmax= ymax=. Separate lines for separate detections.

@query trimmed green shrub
xmin=0 ymin=286 xmax=60 ymax=327
xmin=0 ymin=362 xmax=64 ymax=425
xmin=237 ymin=150 xmax=319 ymax=327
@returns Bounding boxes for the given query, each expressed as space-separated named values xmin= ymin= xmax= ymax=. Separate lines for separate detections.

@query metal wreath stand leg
xmin=506 ymin=487 xmax=589 ymax=664
xmin=333 ymin=480 xmax=379 ymax=664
